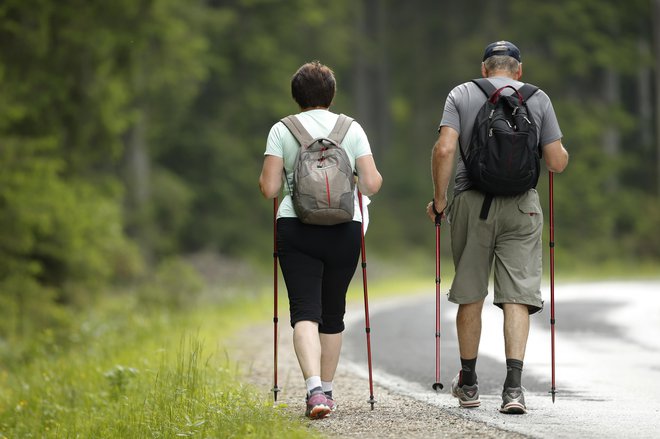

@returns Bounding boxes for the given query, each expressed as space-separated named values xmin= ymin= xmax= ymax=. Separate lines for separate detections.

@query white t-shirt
xmin=264 ymin=109 xmax=373 ymax=223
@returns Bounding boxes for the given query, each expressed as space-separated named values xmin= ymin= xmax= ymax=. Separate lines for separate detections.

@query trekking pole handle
xmin=431 ymin=199 xmax=443 ymax=225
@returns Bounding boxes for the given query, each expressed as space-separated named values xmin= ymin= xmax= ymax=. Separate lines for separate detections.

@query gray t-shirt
xmin=439 ymin=76 xmax=563 ymax=195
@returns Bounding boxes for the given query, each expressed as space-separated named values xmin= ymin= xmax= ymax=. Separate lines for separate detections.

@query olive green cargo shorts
xmin=447 ymin=189 xmax=544 ymax=314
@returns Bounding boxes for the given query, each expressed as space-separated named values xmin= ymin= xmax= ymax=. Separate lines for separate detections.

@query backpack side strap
xmin=518 ymin=83 xmax=539 ymax=102
xmin=471 ymin=78 xmax=497 ymax=98
xmin=328 ymin=114 xmax=354 ymax=144
xmin=280 ymin=115 xmax=315 ymax=147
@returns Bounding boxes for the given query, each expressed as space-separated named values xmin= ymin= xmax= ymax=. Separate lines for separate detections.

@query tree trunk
xmin=354 ymin=0 xmax=371 ymax=139
xmin=126 ymin=113 xmax=149 ymax=208
xmin=375 ymin=1 xmax=391 ymax=154
xmin=123 ymin=59 xmax=152 ymax=260
xmin=353 ymin=0 xmax=390 ymax=155
xmin=124 ymin=108 xmax=151 ymax=259
xmin=638 ymin=38 xmax=653 ymax=149
xmin=603 ymin=68 xmax=621 ymax=192
xmin=653 ymin=0 xmax=660 ymax=196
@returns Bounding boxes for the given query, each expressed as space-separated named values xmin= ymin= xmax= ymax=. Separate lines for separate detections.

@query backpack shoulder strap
xmin=471 ymin=78 xmax=497 ymax=98
xmin=518 ymin=83 xmax=540 ymax=102
xmin=280 ymin=115 xmax=314 ymax=147
xmin=327 ymin=114 xmax=354 ymax=143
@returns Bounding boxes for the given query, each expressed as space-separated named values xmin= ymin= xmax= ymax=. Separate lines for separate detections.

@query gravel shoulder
xmin=228 ymin=302 xmax=529 ymax=439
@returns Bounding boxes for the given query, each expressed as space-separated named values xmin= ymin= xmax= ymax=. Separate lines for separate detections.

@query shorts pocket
xmin=515 ymin=192 xmax=543 ymax=233
xmin=517 ymin=199 xmax=541 ymax=216
xmin=516 ymin=190 xmax=542 ymax=216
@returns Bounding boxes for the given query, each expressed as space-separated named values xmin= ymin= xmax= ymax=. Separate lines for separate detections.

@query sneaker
xmin=500 ymin=387 xmax=527 ymax=414
xmin=305 ymin=390 xmax=331 ymax=419
xmin=451 ymin=372 xmax=480 ymax=408
xmin=324 ymin=392 xmax=337 ymax=412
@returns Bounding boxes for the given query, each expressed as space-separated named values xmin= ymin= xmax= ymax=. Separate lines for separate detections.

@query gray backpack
xmin=280 ymin=114 xmax=355 ymax=225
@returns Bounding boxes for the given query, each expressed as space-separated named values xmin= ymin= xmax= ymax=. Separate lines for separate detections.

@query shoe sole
xmin=306 ymin=404 xmax=331 ymax=419
xmin=499 ymin=402 xmax=527 ymax=414
xmin=458 ymin=399 xmax=481 ymax=408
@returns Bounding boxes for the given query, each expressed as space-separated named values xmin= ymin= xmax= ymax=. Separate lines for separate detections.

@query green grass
xmin=0 ymin=294 xmax=321 ymax=439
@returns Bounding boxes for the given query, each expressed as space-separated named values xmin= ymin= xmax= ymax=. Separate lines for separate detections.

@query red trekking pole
xmin=272 ymin=197 xmax=281 ymax=402
xmin=357 ymin=192 xmax=376 ymax=410
xmin=549 ymin=172 xmax=557 ymax=402
xmin=432 ymin=207 xmax=444 ymax=391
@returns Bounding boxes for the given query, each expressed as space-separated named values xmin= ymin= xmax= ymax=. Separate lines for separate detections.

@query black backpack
xmin=460 ymin=78 xmax=541 ymax=219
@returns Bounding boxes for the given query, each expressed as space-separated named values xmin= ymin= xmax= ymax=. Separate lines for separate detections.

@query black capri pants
xmin=276 ymin=218 xmax=362 ymax=334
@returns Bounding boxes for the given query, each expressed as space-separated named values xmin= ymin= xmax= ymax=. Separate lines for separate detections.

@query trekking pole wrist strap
xmin=431 ymin=199 xmax=442 ymax=216
xmin=432 ymin=199 xmax=443 ymax=225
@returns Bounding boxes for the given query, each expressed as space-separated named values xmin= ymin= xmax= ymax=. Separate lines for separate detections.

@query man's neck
xmin=487 ymin=72 xmax=518 ymax=79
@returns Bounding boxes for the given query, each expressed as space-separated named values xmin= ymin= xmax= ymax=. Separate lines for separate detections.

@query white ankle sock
xmin=305 ymin=376 xmax=322 ymax=395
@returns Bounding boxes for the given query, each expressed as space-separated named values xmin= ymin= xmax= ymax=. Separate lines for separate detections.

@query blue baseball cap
xmin=483 ymin=41 xmax=521 ymax=62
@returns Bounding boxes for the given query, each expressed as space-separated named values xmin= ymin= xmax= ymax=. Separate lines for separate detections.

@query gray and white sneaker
xmin=500 ymin=387 xmax=527 ymax=414
xmin=451 ymin=372 xmax=480 ymax=408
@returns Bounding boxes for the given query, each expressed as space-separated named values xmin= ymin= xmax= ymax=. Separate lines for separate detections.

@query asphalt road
xmin=343 ymin=280 xmax=660 ymax=439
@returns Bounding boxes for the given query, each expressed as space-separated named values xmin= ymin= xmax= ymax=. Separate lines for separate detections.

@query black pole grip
xmin=432 ymin=199 xmax=443 ymax=225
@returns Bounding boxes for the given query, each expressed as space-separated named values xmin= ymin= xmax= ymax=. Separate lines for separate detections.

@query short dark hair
xmin=291 ymin=61 xmax=336 ymax=109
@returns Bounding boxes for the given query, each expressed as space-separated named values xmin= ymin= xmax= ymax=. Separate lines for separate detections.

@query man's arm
xmin=426 ymin=126 xmax=459 ymax=221
xmin=542 ymin=139 xmax=569 ymax=173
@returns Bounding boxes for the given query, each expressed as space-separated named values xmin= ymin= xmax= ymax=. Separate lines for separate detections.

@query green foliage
xmin=0 ymin=139 xmax=141 ymax=343
xmin=137 ymin=256 xmax=205 ymax=309
xmin=0 ymin=297 xmax=318 ymax=438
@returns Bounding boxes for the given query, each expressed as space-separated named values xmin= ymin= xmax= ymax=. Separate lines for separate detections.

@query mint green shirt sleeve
xmin=265 ymin=122 xmax=284 ymax=158
xmin=346 ymin=121 xmax=372 ymax=160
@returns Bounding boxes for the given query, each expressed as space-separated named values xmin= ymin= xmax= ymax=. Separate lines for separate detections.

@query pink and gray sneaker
xmin=305 ymin=390 xmax=331 ymax=419
xmin=324 ymin=392 xmax=337 ymax=412
xmin=500 ymin=387 xmax=527 ymax=414
xmin=451 ymin=372 xmax=481 ymax=408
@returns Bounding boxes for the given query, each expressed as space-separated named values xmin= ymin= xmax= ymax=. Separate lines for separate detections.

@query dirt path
xmin=228 ymin=304 xmax=529 ymax=439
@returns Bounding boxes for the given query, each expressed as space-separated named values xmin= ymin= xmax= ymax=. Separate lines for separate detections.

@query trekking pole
xmin=272 ymin=197 xmax=281 ymax=402
xmin=432 ymin=207 xmax=444 ymax=391
xmin=549 ymin=172 xmax=557 ymax=403
xmin=357 ymin=191 xmax=376 ymax=410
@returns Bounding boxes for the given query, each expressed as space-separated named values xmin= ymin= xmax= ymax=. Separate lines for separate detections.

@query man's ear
xmin=481 ymin=62 xmax=488 ymax=78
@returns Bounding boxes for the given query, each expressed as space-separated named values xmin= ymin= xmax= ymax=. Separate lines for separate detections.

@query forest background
xmin=1 ymin=0 xmax=659 ymax=370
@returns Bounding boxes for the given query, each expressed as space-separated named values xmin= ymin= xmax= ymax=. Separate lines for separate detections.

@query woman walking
xmin=259 ymin=61 xmax=382 ymax=419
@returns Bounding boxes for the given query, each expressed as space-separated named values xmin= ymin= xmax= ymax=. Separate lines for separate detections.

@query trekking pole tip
xmin=432 ymin=382 xmax=444 ymax=391
xmin=272 ymin=386 xmax=281 ymax=402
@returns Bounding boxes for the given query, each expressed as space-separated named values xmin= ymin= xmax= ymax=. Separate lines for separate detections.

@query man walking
xmin=426 ymin=41 xmax=568 ymax=413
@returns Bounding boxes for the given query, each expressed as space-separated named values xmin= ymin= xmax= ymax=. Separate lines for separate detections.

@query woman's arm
xmin=355 ymin=154 xmax=383 ymax=196
xmin=258 ymin=155 xmax=284 ymax=199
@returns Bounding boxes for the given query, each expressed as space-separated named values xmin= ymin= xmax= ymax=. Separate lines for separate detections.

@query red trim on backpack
xmin=324 ymin=171 xmax=331 ymax=206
